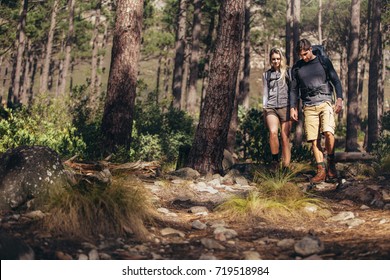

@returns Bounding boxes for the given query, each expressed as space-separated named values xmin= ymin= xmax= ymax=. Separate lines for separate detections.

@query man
xmin=290 ymin=39 xmax=343 ymax=183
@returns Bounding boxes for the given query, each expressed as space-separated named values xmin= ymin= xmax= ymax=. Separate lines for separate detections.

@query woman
xmin=262 ymin=48 xmax=291 ymax=169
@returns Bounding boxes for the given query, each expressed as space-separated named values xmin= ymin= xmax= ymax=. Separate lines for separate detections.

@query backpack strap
xmin=265 ymin=69 xmax=272 ymax=90
xmin=317 ymin=55 xmax=330 ymax=81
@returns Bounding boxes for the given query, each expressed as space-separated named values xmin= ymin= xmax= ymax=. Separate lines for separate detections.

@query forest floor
xmin=1 ymin=162 xmax=390 ymax=260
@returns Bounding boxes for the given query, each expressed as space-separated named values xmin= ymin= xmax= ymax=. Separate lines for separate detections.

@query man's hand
xmin=290 ymin=107 xmax=298 ymax=121
xmin=334 ymin=98 xmax=343 ymax=114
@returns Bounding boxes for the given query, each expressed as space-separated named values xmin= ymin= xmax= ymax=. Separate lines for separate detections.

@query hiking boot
xmin=311 ymin=164 xmax=326 ymax=184
xmin=327 ymin=159 xmax=338 ymax=180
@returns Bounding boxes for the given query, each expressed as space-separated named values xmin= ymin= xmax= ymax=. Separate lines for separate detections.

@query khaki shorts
xmin=263 ymin=107 xmax=290 ymax=122
xmin=303 ymin=101 xmax=335 ymax=141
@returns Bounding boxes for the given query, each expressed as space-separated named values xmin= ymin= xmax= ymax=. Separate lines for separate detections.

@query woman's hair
xmin=269 ymin=47 xmax=288 ymax=83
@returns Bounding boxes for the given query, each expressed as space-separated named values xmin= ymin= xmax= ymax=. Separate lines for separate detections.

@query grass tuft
xmin=41 ymin=176 xmax=155 ymax=240
xmin=217 ymin=163 xmax=327 ymax=223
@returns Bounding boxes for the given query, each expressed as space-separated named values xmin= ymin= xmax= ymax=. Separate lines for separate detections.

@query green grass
xmin=41 ymin=176 xmax=155 ymax=240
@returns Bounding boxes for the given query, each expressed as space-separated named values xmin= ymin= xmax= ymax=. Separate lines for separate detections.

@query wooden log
xmin=335 ymin=152 xmax=376 ymax=162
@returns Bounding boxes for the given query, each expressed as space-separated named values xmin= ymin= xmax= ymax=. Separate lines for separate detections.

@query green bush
xmin=0 ymin=96 xmax=86 ymax=157
xmin=131 ymin=102 xmax=194 ymax=163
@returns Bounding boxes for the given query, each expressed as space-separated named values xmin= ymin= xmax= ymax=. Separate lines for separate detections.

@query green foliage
xmin=0 ymin=94 xmax=86 ymax=157
xmin=131 ymin=102 xmax=194 ymax=163
xmin=236 ymin=107 xmax=271 ymax=163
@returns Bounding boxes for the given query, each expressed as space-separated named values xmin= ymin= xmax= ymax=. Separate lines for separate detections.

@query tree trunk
xmin=187 ymin=0 xmax=245 ymax=175
xmin=346 ymin=0 xmax=360 ymax=152
xmin=285 ymin=0 xmax=293 ymax=65
xmin=200 ymin=11 xmax=217 ymax=112
xmin=40 ymin=0 xmax=59 ymax=94
xmin=187 ymin=0 xmax=202 ymax=117
xmin=58 ymin=0 xmax=75 ymax=96
xmin=96 ymin=21 xmax=108 ymax=97
xmin=171 ymin=0 xmax=188 ymax=109
xmin=358 ymin=15 xmax=369 ymax=121
xmin=366 ymin=0 xmax=382 ymax=152
xmin=318 ymin=0 xmax=322 ymax=44
xmin=238 ymin=0 xmax=251 ymax=110
xmin=90 ymin=0 xmax=101 ymax=106
xmin=8 ymin=0 xmax=28 ymax=106
xmin=101 ymin=0 xmax=144 ymax=154
xmin=292 ymin=0 xmax=300 ymax=64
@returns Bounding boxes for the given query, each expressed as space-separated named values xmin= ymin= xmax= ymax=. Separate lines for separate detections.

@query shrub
xmin=0 ymin=95 xmax=86 ymax=157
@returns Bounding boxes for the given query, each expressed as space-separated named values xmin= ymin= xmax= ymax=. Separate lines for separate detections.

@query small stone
xmin=243 ymin=251 xmax=261 ymax=260
xmin=192 ymin=220 xmax=207 ymax=230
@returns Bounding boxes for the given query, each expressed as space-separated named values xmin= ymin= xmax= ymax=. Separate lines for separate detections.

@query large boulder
xmin=0 ymin=145 xmax=69 ymax=210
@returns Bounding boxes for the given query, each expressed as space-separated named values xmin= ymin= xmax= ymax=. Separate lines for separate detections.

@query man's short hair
xmin=296 ymin=39 xmax=312 ymax=53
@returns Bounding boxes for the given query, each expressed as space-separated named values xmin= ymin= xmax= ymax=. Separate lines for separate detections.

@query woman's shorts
xmin=303 ymin=101 xmax=335 ymax=141
xmin=263 ymin=107 xmax=290 ymax=123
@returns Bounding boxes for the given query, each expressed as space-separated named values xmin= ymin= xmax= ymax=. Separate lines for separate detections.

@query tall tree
xmin=186 ymin=0 xmax=245 ymax=174
xmin=40 ymin=0 xmax=59 ymax=94
xmin=366 ymin=0 xmax=383 ymax=152
xmin=90 ymin=0 xmax=102 ymax=101
xmin=58 ymin=0 xmax=75 ymax=96
xmin=8 ymin=0 xmax=28 ymax=106
xmin=318 ymin=0 xmax=322 ymax=44
xmin=292 ymin=0 xmax=300 ymax=63
xmin=286 ymin=0 xmax=293 ymax=64
xmin=186 ymin=0 xmax=202 ymax=117
xmin=346 ymin=0 xmax=361 ymax=152
xmin=101 ymin=0 xmax=144 ymax=154
xmin=171 ymin=0 xmax=188 ymax=109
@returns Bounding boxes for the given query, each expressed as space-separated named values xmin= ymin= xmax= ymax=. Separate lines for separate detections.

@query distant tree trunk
xmin=366 ymin=0 xmax=382 ymax=152
xmin=40 ymin=0 xmax=59 ymax=94
xmin=292 ymin=0 xmax=300 ymax=64
xmin=8 ymin=0 xmax=28 ymax=106
xmin=163 ymin=56 xmax=171 ymax=109
xmin=346 ymin=0 xmax=360 ymax=152
xmin=58 ymin=0 xmax=75 ymax=96
xmin=171 ymin=0 xmax=188 ymax=109
xmin=20 ymin=39 xmax=32 ymax=105
xmin=358 ymin=14 xmax=369 ymax=120
xmin=186 ymin=0 xmax=245 ymax=175
xmin=181 ymin=38 xmax=190 ymax=109
xmin=339 ymin=48 xmax=347 ymax=122
xmin=318 ymin=0 xmax=322 ymax=44
xmin=238 ymin=0 xmax=251 ymax=110
xmin=285 ymin=0 xmax=293 ymax=65
xmin=101 ymin=0 xmax=144 ymax=154
xmin=90 ymin=0 xmax=101 ymax=104
xmin=96 ymin=21 xmax=108 ymax=96
xmin=187 ymin=0 xmax=202 ymax=117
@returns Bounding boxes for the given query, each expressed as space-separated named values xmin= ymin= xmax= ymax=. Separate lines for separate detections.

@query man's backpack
xmin=311 ymin=44 xmax=327 ymax=58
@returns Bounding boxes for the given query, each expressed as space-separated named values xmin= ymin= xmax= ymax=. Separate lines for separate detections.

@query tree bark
xmin=171 ymin=0 xmax=188 ymax=109
xmin=346 ymin=0 xmax=360 ymax=152
xmin=58 ymin=0 xmax=75 ymax=96
xmin=40 ymin=0 xmax=59 ymax=94
xmin=285 ymin=0 xmax=293 ymax=65
xmin=90 ymin=0 xmax=102 ymax=104
xmin=318 ymin=0 xmax=322 ymax=44
xmin=186 ymin=0 xmax=202 ymax=117
xmin=292 ymin=0 xmax=300 ymax=64
xmin=101 ymin=0 xmax=144 ymax=154
xmin=367 ymin=0 xmax=382 ymax=152
xmin=8 ymin=0 xmax=28 ymax=106
xmin=187 ymin=0 xmax=245 ymax=175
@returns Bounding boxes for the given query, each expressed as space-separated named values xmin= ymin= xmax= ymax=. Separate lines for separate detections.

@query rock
xmin=192 ymin=220 xmax=207 ymax=230
xmin=243 ymin=251 xmax=262 ymax=260
xmin=344 ymin=218 xmax=365 ymax=228
xmin=328 ymin=211 xmax=355 ymax=222
xmin=189 ymin=206 xmax=209 ymax=216
xmin=199 ymin=253 xmax=218 ymax=260
xmin=0 ymin=146 xmax=69 ymax=210
xmin=171 ymin=168 xmax=200 ymax=180
xmin=88 ymin=249 xmax=100 ymax=260
xmin=161 ymin=228 xmax=185 ymax=238
xmin=213 ymin=227 xmax=237 ymax=239
xmin=294 ymin=236 xmax=324 ymax=257
xmin=193 ymin=182 xmax=218 ymax=194
xmin=55 ymin=251 xmax=73 ymax=260
xmin=78 ymin=254 xmax=89 ymax=260
xmin=277 ymin=238 xmax=295 ymax=249
xmin=200 ymin=238 xmax=225 ymax=250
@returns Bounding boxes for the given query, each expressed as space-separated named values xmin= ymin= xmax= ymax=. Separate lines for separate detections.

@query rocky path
xmin=1 ymin=166 xmax=390 ymax=260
